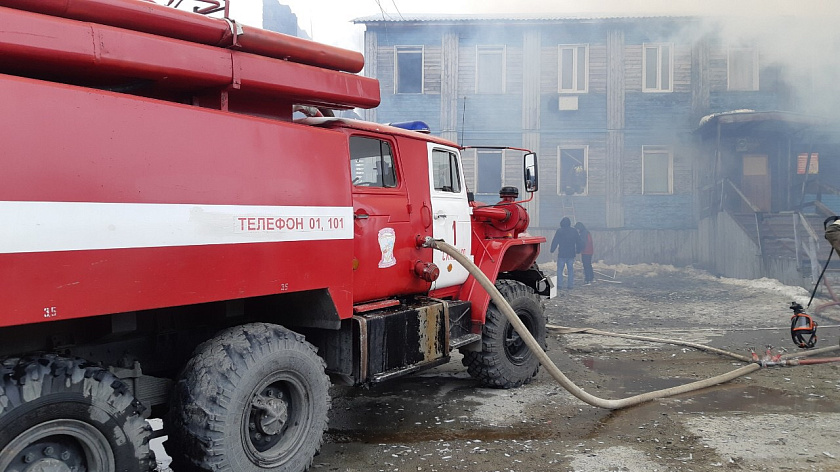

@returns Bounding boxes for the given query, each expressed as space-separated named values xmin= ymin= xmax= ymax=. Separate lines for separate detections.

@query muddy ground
xmin=154 ymin=262 xmax=840 ymax=471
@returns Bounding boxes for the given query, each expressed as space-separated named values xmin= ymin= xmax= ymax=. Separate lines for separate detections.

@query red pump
xmin=472 ymin=186 xmax=532 ymax=239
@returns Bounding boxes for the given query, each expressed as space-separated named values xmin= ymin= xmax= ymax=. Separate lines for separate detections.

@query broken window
xmin=395 ymin=46 xmax=423 ymax=94
xmin=558 ymin=147 xmax=587 ymax=195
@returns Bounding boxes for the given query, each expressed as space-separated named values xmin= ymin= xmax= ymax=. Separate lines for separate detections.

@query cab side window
xmin=350 ymin=136 xmax=397 ymax=188
xmin=432 ymin=149 xmax=461 ymax=193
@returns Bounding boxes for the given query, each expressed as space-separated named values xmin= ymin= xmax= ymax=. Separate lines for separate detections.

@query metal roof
xmin=353 ymin=13 xmax=698 ymax=24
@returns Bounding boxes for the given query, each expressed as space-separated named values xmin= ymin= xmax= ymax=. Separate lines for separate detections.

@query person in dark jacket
xmin=575 ymin=221 xmax=595 ymax=285
xmin=550 ymin=217 xmax=582 ymax=289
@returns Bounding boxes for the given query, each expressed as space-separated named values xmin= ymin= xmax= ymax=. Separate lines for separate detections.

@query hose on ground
xmin=427 ymin=239 xmax=762 ymax=410
xmin=547 ymin=326 xmax=754 ymax=363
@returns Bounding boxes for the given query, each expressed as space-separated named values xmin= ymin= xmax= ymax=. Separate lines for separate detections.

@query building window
xmin=349 ymin=136 xmax=397 ymax=188
xmin=475 ymin=150 xmax=503 ymax=204
xmin=642 ymin=146 xmax=673 ymax=194
xmin=558 ymin=147 xmax=588 ymax=195
xmin=476 ymin=46 xmax=505 ymax=94
xmin=395 ymin=46 xmax=423 ymax=94
xmin=558 ymin=45 xmax=588 ymax=93
xmin=432 ymin=149 xmax=462 ymax=193
xmin=728 ymin=47 xmax=759 ymax=91
xmin=642 ymin=43 xmax=673 ymax=92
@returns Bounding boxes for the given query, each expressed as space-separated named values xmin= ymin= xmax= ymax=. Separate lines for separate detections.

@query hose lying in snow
xmin=547 ymin=326 xmax=754 ymax=363
xmin=425 ymin=239 xmax=839 ymax=410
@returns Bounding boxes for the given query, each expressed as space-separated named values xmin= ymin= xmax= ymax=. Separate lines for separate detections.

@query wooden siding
xmin=673 ymin=45 xmax=692 ymax=93
xmin=708 ymin=44 xmax=729 ymax=92
xmin=376 ymin=46 xmax=395 ymax=98
xmin=457 ymin=45 xmax=475 ymax=94
xmin=691 ymin=38 xmax=710 ymax=124
xmin=502 ymin=149 xmax=522 ymax=191
xmin=537 ymin=195 xmax=608 ymax=229
xmin=375 ymin=94 xmax=442 ymax=132
xmin=605 ymin=28 xmax=625 ymax=228
xmin=625 ymin=93 xmax=693 ymax=130
xmin=624 ymin=45 xmax=643 ymax=92
xmin=522 ymin=30 xmax=542 ymax=224
xmin=363 ymin=30 xmax=378 ymax=122
xmin=440 ymin=32 xmax=459 ymax=142
xmin=623 ymin=195 xmax=695 ymax=228
xmin=458 ymin=95 xmax=522 ymax=144
xmin=697 ymin=212 xmax=762 ymax=279
xmin=542 ymin=94 xmax=607 ymax=130
xmin=462 ymin=148 xmax=476 ymax=190
xmin=423 ymin=46 xmax=442 ymax=95
xmin=533 ymin=227 xmax=699 ymax=266
xmin=589 ymin=44 xmax=608 ymax=94
xmin=506 ymin=46 xmax=524 ymax=95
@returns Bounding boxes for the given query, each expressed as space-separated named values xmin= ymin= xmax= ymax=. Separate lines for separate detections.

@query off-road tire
xmin=166 ymin=323 xmax=330 ymax=472
xmin=462 ymin=279 xmax=546 ymax=388
xmin=0 ymin=355 xmax=154 ymax=471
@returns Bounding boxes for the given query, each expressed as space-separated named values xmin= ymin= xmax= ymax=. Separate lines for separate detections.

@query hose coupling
xmin=417 ymin=235 xmax=437 ymax=248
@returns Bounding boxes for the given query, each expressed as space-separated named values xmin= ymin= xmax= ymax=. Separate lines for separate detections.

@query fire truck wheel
xmin=0 ymin=355 xmax=155 ymax=472
xmin=461 ymin=279 xmax=546 ymax=389
xmin=166 ymin=323 xmax=330 ymax=472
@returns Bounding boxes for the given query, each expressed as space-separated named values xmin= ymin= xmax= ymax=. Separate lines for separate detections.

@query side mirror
xmin=523 ymin=152 xmax=538 ymax=193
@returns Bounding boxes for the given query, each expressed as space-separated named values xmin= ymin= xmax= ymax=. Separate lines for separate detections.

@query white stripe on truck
xmin=0 ymin=201 xmax=353 ymax=254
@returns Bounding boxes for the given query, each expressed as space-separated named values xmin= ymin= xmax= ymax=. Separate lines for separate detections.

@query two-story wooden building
xmin=354 ymin=13 xmax=839 ymax=284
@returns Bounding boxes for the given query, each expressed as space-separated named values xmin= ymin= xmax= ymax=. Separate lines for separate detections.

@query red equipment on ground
xmin=0 ymin=1 xmax=552 ymax=471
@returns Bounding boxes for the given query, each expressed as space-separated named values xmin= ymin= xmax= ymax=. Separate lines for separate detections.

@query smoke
xmin=713 ymin=14 xmax=840 ymax=123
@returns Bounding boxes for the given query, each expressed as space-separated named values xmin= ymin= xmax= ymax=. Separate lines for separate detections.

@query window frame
xmin=394 ymin=45 xmax=424 ymax=94
xmin=558 ymin=44 xmax=589 ymax=94
xmin=641 ymin=145 xmax=674 ymax=195
xmin=474 ymin=149 xmax=505 ymax=204
xmin=475 ymin=45 xmax=506 ymax=94
xmin=349 ymin=135 xmax=399 ymax=189
xmin=557 ymin=145 xmax=589 ymax=196
xmin=431 ymin=148 xmax=463 ymax=194
xmin=727 ymin=46 xmax=759 ymax=91
xmin=642 ymin=43 xmax=674 ymax=93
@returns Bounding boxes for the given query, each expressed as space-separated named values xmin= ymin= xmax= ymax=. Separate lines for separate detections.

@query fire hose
xmin=426 ymin=239 xmax=840 ymax=410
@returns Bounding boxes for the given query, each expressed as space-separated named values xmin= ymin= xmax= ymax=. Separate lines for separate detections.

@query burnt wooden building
xmin=354 ymin=14 xmax=839 ymax=284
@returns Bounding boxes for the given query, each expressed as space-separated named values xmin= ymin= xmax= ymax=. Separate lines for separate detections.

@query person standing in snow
xmin=575 ymin=221 xmax=594 ymax=285
xmin=550 ymin=217 xmax=582 ymax=289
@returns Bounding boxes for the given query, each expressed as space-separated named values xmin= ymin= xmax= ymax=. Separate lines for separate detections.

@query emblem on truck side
xmin=377 ymin=227 xmax=396 ymax=268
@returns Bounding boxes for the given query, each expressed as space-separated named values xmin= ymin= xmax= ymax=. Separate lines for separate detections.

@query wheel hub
xmin=251 ymin=389 xmax=289 ymax=437
xmin=22 ymin=458 xmax=72 ymax=472
xmin=0 ymin=420 xmax=113 ymax=472
xmin=505 ymin=317 xmax=532 ymax=365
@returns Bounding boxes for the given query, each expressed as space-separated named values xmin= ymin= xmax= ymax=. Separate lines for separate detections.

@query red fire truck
xmin=0 ymin=1 xmax=550 ymax=470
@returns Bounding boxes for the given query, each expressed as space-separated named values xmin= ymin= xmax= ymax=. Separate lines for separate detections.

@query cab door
xmin=427 ymin=143 xmax=472 ymax=289
xmin=350 ymin=135 xmax=416 ymax=302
